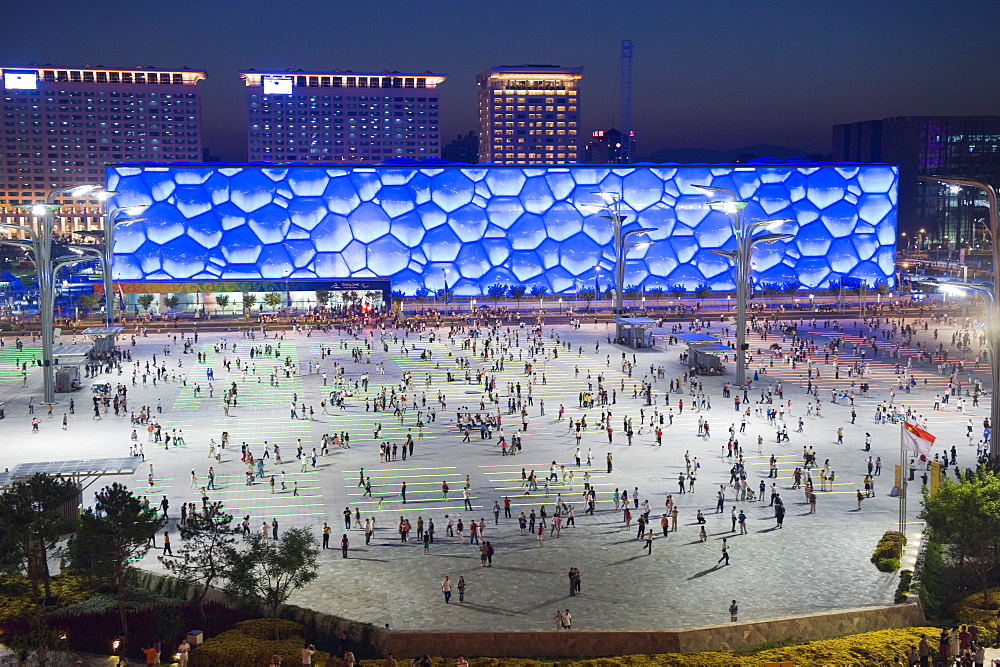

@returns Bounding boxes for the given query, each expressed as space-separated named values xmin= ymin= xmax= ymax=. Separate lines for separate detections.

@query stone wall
xmin=380 ymin=604 xmax=925 ymax=659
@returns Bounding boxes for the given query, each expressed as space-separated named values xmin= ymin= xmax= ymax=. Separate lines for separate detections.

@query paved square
xmin=0 ymin=312 xmax=978 ymax=630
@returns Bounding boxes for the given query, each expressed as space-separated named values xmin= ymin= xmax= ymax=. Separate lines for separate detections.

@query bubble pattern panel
xmin=106 ymin=163 xmax=897 ymax=295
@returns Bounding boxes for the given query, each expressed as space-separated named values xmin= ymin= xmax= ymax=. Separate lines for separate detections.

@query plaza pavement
xmin=0 ymin=312 xmax=981 ymax=632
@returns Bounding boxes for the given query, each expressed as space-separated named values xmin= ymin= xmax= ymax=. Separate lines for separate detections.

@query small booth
xmin=674 ymin=333 xmax=730 ymax=375
xmin=611 ymin=316 xmax=659 ymax=348
xmin=81 ymin=326 xmax=123 ymax=355
xmin=52 ymin=344 xmax=92 ymax=392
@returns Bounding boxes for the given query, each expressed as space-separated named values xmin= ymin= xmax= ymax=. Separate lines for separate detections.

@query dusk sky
xmin=4 ymin=0 xmax=1000 ymax=161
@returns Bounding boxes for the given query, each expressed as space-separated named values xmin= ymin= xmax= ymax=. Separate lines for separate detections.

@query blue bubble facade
xmin=105 ymin=162 xmax=898 ymax=295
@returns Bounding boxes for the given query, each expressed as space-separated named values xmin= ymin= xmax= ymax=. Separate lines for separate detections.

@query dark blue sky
xmin=4 ymin=0 xmax=999 ymax=161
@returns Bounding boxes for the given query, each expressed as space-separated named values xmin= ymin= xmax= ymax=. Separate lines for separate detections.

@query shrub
xmin=279 ymin=604 xmax=380 ymax=659
xmin=0 ymin=574 xmax=97 ymax=622
xmin=191 ymin=619 xmax=331 ymax=667
xmin=895 ymin=569 xmax=914 ymax=603
xmin=353 ymin=627 xmax=942 ymax=666
xmin=950 ymin=588 xmax=1000 ymax=646
xmin=871 ymin=530 xmax=905 ymax=572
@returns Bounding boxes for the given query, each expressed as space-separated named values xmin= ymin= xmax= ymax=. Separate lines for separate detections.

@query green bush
xmin=279 ymin=604 xmax=380 ymax=659
xmin=191 ymin=620 xmax=332 ymax=667
xmin=871 ymin=530 xmax=905 ymax=572
xmin=895 ymin=570 xmax=914 ymax=603
xmin=354 ymin=627 xmax=942 ymax=666
xmin=49 ymin=589 xmax=177 ymax=617
xmin=950 ymin=589 xmax=1000 ymax=646
xmin=0 ymin=574 xmax=98 ymax=622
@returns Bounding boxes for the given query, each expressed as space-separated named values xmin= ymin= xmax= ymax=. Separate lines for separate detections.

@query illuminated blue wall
xmin=106 ymin=163 xmax=898 ymax=295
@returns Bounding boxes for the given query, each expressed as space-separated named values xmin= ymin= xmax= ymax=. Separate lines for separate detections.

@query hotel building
xmin=476 ymin=65 xmax=582 ymax=164
xmin=0 ymin=63 xmax=205 ymax=232
xmin=241 ymin=70 xmax=446 ymax=162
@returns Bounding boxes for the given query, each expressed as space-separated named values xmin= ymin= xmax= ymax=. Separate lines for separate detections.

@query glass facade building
xmin=834 ymin=116 xmax=1000 ymax=248
xmin=105 ymin=161 xmax=898 ymax=295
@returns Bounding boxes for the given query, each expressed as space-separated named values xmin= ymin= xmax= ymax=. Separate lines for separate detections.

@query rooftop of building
xmin=1 ymin=63 xmax=206 ymax=86
xmin=108 ymin=157 xmax=895 ymax=169
xmin=239 ymin=69 xmax=447 ymax=87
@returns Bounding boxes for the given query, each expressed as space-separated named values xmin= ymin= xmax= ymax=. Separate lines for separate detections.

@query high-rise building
xmin=0 ymin=63 xmax=205 ymax=224
xmin=584 ymin=128 xmax=631 ymax=164
xmin=441 ymin=130 xmax=478 ymax=164
xmin=833 ymin=116 xmax=1000 ymax=247
xmin=241 ymin=70 xmax=446 ymax=163
xmin=476 ymin=65 xmax=582 ymax=164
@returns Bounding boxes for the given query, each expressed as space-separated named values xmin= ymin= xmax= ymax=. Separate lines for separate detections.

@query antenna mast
xmin=620 ymin=39 xmax=634 ymax=163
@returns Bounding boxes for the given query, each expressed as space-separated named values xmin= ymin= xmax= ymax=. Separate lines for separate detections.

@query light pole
xmin=582 ymin=192 xmax=656 ymax=342
xmin=1 ymin=184 xmax=101 ymax=404
xmin=76 ymin=200 xmax=146 ymax=326
xmin=693 ymin=185 xmax=794 ymax=387
xmin=920 ymin=176 xmax=1000 ymax=461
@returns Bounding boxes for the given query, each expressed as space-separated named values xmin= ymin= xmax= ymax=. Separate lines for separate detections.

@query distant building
xmin=441 ymin=131 xmax=478 ymax=164
xmin=834 ymin=116 xmax=1000 ymax=246
xmin=476 ymin=65 xmax=582 ymax=164
xmin=0 ymin=63 xmax=205 ymax=232
xmin=584 ymin=128 xmax=633 ymax=164
xmin=241 ymin=70 xmax=446 ymax=163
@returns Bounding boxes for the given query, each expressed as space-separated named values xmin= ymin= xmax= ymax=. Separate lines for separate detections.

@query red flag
xmin=902 ymin=421 xmax=935 ymax=456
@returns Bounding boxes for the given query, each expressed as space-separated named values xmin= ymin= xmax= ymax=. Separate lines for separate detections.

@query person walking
xmin=441 ymin=576 xmax=452 ymax=603
xmin=340 ymin=533 xmax=349 ymax=558
xmin=718 ymin=537 xmax=730 ymax=566
xmin=322 ymin=523 xmax=330 ymax=549
xmin=457 ymin=576 xmax=466 ymax=602
xmin=644 ymin=530 xmax=653 ymax=554
xmin=162 ymin=532 xmax=172 ymax=556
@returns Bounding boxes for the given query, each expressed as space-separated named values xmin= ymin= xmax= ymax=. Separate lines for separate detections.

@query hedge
xmin=950 ymin=588 xmax=1000 ymax=646
xmin=354 ymin=627 xmax=941 ymax=666
xmin=190 ymin=619 xmax=333 ymax=667
xmin=0 ymin=574 xmax=95 ymax=622
xmin=871 ymin=530 xmax=905 ymax=572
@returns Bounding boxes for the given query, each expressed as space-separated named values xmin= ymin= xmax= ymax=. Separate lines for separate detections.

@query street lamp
xmin=920 ymin=175 xmax=1000 ymax=461
xmin=582 ymin=192 xmax=657 ymax=341
xmin=692 ymin=184 xmax=794 ymax=387
xmin=75 ymin=198 xmax=146 ymax=326
xmin=1 ymin=184 xmax=101 ymax=404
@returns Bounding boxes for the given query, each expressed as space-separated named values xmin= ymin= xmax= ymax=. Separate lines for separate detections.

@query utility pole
xmin=619 ymin=40 xmax=634 ymax=163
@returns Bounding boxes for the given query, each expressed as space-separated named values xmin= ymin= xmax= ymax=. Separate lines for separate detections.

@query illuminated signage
xmin=3 ymin=71 xmax=38 ymax=90
xmin=262 ymin=76 xmax=293 ymax=95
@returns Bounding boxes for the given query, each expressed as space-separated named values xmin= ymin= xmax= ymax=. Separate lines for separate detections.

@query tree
xmin=72 ymin=483 xmax=163 ymax=635
xmin=508 ymin=285 xmax=526 ymax=310
xmin=223 ymin=527 xmax=319 ymax=639
xmin=214 ymin=294 xmax=230 ymax=314
xmin=242 ymin=294 xmax=257 ymax=313
xmin=136 ymin=294 xmax=155 ymax=313
xmin=0 ymin=473 xmax=78 ymax=603
xmin=342 ymin=290 xmax=359 ymax=307
xmin=163 ymin=296 xmax=180 ymax=311
xmin=529 ymin=285 xmax=548 ymax=297
xmin=160 ymin=501 xmax=239 ymax=614
xmin=923 ymin=470 xmax=1000 ymax=608
xmin=77 ymin=293 xmax=102 ymax=314
xmin=487 ymin=284 xmax=506 ymax=307
xmin=314 ymin=290 xmax=330 ymax=308
xmin=578 ymin=288 xmax=596 ymax=313
xmin=263 ymin=291 xmax=283 ymax=311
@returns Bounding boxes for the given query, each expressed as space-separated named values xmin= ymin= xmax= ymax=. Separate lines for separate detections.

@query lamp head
xmin=69 ymin=185 xmax=100 ymax=197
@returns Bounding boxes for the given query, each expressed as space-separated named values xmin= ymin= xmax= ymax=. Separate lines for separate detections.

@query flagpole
xmin=899 ymin=420 xmax=906 ymax=538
